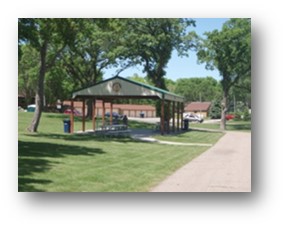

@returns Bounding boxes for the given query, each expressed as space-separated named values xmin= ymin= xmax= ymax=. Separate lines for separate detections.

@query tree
xmin=174 ymin=77 xmax=222 ymax=102
xmin=18 ymin=44 xmax=39 ymax=107
xmin=113 ymin=18 xmax=197 ymax=117
xmin=59 ymin=19 xmax=132 ymax=118
xmin=18 ymin=19 xmax=76 ymax=132
xmin=116 ymin=18 xmax=196 ymax=90
xmin=209 ymin=99 xmax=222 ymax=119
xmin=165 ymin=78 xmax=176 ymax=93
xmin=197 ymin=18 xmax=251 ymax=130
xmin=44 ymin=62 xmax=74 ymax=107
xmin=230 ymin=71 xmax=251 ymax=110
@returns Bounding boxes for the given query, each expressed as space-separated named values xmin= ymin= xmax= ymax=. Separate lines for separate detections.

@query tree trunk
xmin=220 ymin=90 xmax=228 ymax=130
xmin=27 ymin=41 xmax=47 ymax=132
xmin=86 ymin=99 xmax=93 ymax=119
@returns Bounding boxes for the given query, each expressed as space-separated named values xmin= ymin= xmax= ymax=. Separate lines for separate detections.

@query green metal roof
xmin=118 ymin=76 xmax=184 ymax=99
xmin=72 ymin=76 xmax=184 ymax=102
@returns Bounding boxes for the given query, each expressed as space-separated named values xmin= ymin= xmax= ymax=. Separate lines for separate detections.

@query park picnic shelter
xmin=70 ymin=76 xmax=185 ymax=135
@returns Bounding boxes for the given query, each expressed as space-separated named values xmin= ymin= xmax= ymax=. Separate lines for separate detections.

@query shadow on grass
xmin=24 ymin=132 xmax=141 ymax=143
xmin=24 ymin=128 xmax=161 ymax=143
xmin=18 ymin=140 xmax=106 ymax=192
xmin=186 ymin=128 xmax=224 ymax=134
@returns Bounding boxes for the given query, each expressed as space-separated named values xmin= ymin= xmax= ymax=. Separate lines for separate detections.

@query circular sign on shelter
xmin=112 ymin=82 xmax=121 ymax=92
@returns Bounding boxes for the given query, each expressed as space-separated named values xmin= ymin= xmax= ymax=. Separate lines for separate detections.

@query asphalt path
xmin=150 ymin=131 xmax=251 ymax=192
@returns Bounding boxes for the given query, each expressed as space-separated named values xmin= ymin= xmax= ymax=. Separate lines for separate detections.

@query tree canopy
xmin=174 ymin=77 xmax=222 ymax=102
xmin=18 ymin=18 xmax=251 ymax=132
xmin=18 ymin=18 xmax=77 ymax=132
xmin=112 ymin=18 xmax=196 ymax=89
xmin=196 ymin=18 xmax=251 ymax=129
xmin=18 ymin=18 xmax=197 ymax=131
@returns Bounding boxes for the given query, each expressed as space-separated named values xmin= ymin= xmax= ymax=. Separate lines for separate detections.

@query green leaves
xmin=197 ymin=18 xmax=251 ymax=90
xmin=196 ymin=18 xmax=251 ymax=129
xmin=113 ymin=18 xmax=196 ymax=89
xmin=174 ymin=77 xmax=222 ymax=102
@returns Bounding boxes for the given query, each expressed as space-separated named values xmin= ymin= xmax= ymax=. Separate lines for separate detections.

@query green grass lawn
xmin=153 ymin=130 xmax=224 ymax=144
xmin=18 ymin=112 xmax=223 ymax=192
xmin=190 ymin=120 xmax=251 ymax=132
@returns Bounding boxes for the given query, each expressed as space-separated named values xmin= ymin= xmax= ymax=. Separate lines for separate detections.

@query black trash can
xmin=140 ymin=112 xmax=144 ymax=118
xmin=63 ymin=119 xmax=71 ymax=133
xmin=183 ymin=119 xmax=189 ymax=130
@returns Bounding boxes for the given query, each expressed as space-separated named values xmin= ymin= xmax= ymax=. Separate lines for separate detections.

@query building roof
xmin=185 ymin=102 xmax=212 ymax=112
xmin=72 ymin=76 xmax=184 ymax=102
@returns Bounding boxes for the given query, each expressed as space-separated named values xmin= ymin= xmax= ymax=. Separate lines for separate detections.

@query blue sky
xmin=103 ymin=18 xmax=229 ymax=82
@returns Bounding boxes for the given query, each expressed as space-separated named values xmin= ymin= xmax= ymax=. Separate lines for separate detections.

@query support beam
xmin=167 ymin=101 xmax=170 ymax=134
xmin=82 ymin=98 xmax=85 ymax=132
xmin=172 ymin=101 xmax=175 ymax=133
xmin=92 ymin=99 xmax=96 ymax=131
xmin=70 ymin=100 xmax=74 ymax=133
xmin=177 ymin=102 xmax=180 ymax=131
xmin=161 ymin=99 xmax=165 ymax=135
xmin=181 ymin=102 xmax=184 ymax=130
xmin=110 ymin=101 xmax=113 ymax=125
xmin=102 ymin=100 xmax=105 ymax=128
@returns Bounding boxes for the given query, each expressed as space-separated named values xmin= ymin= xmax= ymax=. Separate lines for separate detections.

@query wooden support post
xmin=110 ymin=101 xmax=113 ymax=125
xmin=167 ymin=101 xmax=170 ymax=134
xmin=172 ymin=101 xmax=175 ymax=133
xmin=70 ymin=100 xmax=74 ymax=133
xmin=92 ymin=99 xmax=96 ymax=131
xmin=102 ymin=100 xmax=105 ymax=128
xmin=181 ymin=102 xmax=184 ymax=130
xmin=161 ymin=99 xmax=165 ymax=135
xmin=82 ymin=98 xmax=85 ymax=132
xmin=177 ymin=102 xmax=180 ymax=131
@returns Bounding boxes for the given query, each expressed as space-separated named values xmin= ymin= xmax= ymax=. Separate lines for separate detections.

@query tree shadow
xmin=18 ymin=140 xmax=106 ymax=192
xmin=189 ymin=128 xmax=224 ymax=133
xmin=24 ymin=132 xmax=146 ymax=143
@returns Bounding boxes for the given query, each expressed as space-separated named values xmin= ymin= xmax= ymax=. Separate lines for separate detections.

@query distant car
xmin=225 ymin=114 xmax=235 ymax=120
xmin=64 ymin=108 xmax=82 ymax=116
xmin=183 ymin=113 xmax=204 ymax=123
xmin=105 ymin=112 xmax=123 ymax=119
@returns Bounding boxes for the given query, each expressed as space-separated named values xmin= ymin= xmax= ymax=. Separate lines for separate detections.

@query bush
xmin=209 ymin=99 xmax=221 ymax=119
xmin=234 ymin=108 xmax=251 ymax=121
xmin=234 ymin=111 xmax=242 ymax=121
xmin=243 ymin=108 xmax=251 ymax=121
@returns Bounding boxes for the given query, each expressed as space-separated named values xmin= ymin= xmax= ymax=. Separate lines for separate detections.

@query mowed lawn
xmin=18 ymin=112 xmax=223 ymax=192
xmin=154 ymin=129 xmax=224 ymax=144
xmin=189 ymin=120 xmax=251 ymax=132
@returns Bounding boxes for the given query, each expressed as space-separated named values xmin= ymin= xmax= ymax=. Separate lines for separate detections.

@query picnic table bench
xmin=99 ymin=124 xmax=131 ymax=137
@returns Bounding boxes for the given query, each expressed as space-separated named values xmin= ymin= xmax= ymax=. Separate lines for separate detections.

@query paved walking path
xmin=131 ymin=129 xmax=213 ymax=147
xmin=150 ymin=131 xmax=251 ymax=192
xmin=138 ymin=137 xmax=212 ymax=146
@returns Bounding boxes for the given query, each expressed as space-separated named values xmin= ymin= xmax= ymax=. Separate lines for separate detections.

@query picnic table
xmin=100 ymin=124 xmax=130 ymax=137
xmin=103 ymin=124 xmax=127 ymax=131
